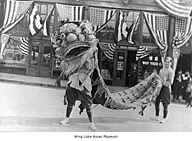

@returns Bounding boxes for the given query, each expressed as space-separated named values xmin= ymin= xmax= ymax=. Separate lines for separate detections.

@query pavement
xmin=0 ymin=72 xmax=127 ymax=92
xmin=0 ymin=72 xmax=192 ymax=135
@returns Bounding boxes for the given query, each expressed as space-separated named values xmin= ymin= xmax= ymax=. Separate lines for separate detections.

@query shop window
xmin=31 ymin=41 xmax=40 ymax=67
xmin=141 ymin=54 xmax=162 ymax=79
xmin=100 ymin=52 xmax=113 ymax=84
xmin=7 ymin=14 xmax=29 ymax=36
xmin=142 ymin=22 xmax=154 ymax=44
xmin=96 ymin=12 xmax=116 ymax=42
xmin=1 ymin=42 xmax=28 ymax=68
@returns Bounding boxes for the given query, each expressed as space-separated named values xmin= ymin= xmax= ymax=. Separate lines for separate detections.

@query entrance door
xmin=113 ymin=50 xmax=127 ymax=86
xmin=28 ymin=39 xmax=52 ymax=77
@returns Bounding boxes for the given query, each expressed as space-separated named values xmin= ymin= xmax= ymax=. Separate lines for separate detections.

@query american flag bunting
xmin=143 ymin=12 xmax=169 ymax=54
xmin=29 ymin=5 xmax=43 ymax=36
xmin=99 ymin=42 xmax=116 ymax=60
xmin=172 ymin=17 xmax=192 ymax=48
xmin=1 ymin=0 xmax=33 ymax=34
xmin=117 ymin=11 xmax=128 ymax=42
xmin=136 ymin=46 xmax=151 ymax=61
xmin=89 ymin=7 xmax=116 ymax=33
xmin=155 ymin=0 xmax=192 ymax=17
xmin=117 ymin=11 xmax=139 ymax=44
xmin=43 ymin=6 xmax=55 ymax=36
xmin=10 ymin=36 xmax=29 ymax=56
xmin=56 ymin=4 xmax=83 ymax=22
xmin=127 ymin=15 xmax=140 ymax=44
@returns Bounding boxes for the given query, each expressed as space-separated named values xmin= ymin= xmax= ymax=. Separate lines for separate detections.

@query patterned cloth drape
xmin=0 ymin=0 xmax=33 ymax=34
xmin=155 ymin=0 xmax=192 ymax=17
xmin=89 ymin=7 xmax=116 ymax=33
xmin=56 ymin=4 xmax=83 ymax=22
xmin=99 ymin=42 xmax=116 ymax=60
xmin=143 ymin=12 xmax=169 ymax=55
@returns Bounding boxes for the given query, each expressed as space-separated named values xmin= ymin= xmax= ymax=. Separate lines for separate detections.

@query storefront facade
xmin=0 ymin=0 xmax=191 ymax=86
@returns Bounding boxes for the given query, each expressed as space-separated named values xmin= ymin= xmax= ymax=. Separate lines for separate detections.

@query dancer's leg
xmin=60 ymin=104 xmax=73 ymax=124
xmin=86 ymin=107 xmax=97 ymax=131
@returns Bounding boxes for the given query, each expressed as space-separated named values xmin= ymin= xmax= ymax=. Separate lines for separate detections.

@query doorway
xmin=177 ymin=54 xmax=191 ymax=73
xmin=27 ymin=39 xmax=52 ymax=77
xmin=113 ymin=49 xmax=128 ymax=86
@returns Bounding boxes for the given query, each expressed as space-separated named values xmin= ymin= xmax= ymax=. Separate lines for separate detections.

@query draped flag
xmin=172 ymin=17 xmax=192 ymax=72
xmin=56 ymin=4 xmax=83 ymax=22
xmin=43 ymin=6 xmax=55 ymax=36
xmin=136 ymin=46 xmax=151 ymax=61
xmin=127 ymin=15 xmax=140 ymax=44
xmin=99 ymin=42 xmax=116 ymax=60
xmin=1 ymin=0 xmax=33 ymax=34
xmin=117 ymin=11 xmax=128 ymax=42
xmin=29 ymin=5 xmax=43 ymax=36
xmin=89 ymin=7 xmax=116 ymax=33
xmin=155 ymin=0 xmax=192 ymax=17
xmin=143 ymin=12 xmax=169 ymax=54
xmin=117 ymin=11 xmax=139 ymax=44
xmin=172 ymin=17 xmax=192 ymax=48
xmin=10 ymin=36 xmax=29 ymax=56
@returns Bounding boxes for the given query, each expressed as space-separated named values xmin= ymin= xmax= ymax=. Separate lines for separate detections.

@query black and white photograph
xmin=0 ymin=0 xmax=192 ymax=140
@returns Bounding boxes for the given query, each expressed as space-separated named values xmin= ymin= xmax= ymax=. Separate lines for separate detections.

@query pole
xmin=167 ymin=16 xmax=175 ymax=57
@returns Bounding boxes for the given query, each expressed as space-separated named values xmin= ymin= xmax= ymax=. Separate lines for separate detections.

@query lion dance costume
xmin=51 ymin=20 xmax=163 ymax=130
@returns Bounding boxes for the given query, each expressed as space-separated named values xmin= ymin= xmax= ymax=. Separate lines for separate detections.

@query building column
xmin=190 ymin=39 xmax=192 ymax=75
xmin=167 ymin=16 xmax=175 ymax=57
xmin=83 ymin=5 xmax=90 ymax=20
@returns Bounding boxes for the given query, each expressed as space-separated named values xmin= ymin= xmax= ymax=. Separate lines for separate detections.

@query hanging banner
xmin=172 ymin=48 xmax=181 ymax=72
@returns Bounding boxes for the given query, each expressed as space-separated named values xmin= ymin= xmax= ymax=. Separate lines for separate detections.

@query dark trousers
xmin=173 ymin=82 xmax=182 ymax=100
xmin=155 ymin=86 xmax=170 ymax=118
xmin=186 ymin=92 xmax=192 ymax=106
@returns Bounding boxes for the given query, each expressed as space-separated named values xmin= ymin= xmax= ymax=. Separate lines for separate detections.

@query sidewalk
xmin=0 ymin=72 xmax=67 ymax=89
xmin=0 ymin=73 xmax=128 ymax=92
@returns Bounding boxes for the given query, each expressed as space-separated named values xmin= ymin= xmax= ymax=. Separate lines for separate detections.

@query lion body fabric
xmin=91 ymin=68 xmax=162 ymax=115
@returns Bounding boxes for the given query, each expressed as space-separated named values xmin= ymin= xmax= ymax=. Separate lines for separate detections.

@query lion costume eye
xmin=61 ymin=33 xmax=65 ymax=38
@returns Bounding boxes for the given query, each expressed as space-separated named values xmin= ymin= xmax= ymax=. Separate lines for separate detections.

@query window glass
xmin=2 ymin=40 xmax=28 ymax=68
xmin=101 ymin=52 xmax=114 ymax=85
xmin=31 ymin=41 xmax=40 ymax=67
xmin=41 ymin=4 xmax=47 ymax=14
xmin=7 ymin=14 xmax=29 ymax=36
xmin=96 ymin=10 xmax=116 ymax=42
xmin=42 ymin=42 xmax=51 ymax=68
